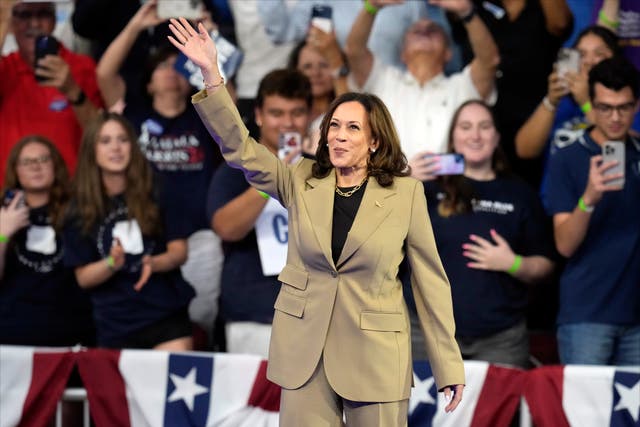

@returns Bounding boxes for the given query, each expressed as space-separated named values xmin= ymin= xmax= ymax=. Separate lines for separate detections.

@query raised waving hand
xmin=167 ymin=18 xmax=222 ymax=88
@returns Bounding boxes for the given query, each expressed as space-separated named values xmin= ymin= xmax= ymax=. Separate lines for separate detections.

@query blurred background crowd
xmin=1 ymin=0 xmax=638 ymax=380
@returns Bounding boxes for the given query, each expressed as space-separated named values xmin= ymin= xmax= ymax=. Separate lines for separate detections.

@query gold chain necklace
xmin=335 ymin=176 xmax=368 ymax=197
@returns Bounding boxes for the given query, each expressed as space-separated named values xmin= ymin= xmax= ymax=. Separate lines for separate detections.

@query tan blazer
xmin=194 ymin=88 xmax=464 ymax=403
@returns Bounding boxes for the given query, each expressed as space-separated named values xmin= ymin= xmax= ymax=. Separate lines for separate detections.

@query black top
xmin=331 ymin=180 xmax=368 ymax=266
xmin=206 ymin=163 xmax=280 ymax=323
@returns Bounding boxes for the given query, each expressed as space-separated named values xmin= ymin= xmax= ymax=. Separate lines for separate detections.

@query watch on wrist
xmin=460 ymin=5 xmax=476 ymax=23
xmin=331 ymin=64 xmax=350 ymax=79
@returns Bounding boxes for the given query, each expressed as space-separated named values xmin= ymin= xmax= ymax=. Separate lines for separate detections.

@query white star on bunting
xmin=613 ymin=380 xmax=640 ymax=422
xmin=409 ymin=374 xmax=436 ymax=414
xmin=167 ymin=367 xmax=209 ymax=411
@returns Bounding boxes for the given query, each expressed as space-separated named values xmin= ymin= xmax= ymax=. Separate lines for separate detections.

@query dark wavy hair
xmin=573 ymin=25 xmax=621 ymax=56
xmin=312 ymin=92 xmax=410 ymax=187
xmin=71 ymin=112 xmax=160 ymax=236
xmin=437 ymin=100 xmax=510 ymax=217
xmin=2 ymin=135 xmax=70 ymax=228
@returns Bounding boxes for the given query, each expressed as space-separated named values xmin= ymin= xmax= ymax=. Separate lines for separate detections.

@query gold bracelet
xmin=204 ymin=76 xmax=225 ymax=91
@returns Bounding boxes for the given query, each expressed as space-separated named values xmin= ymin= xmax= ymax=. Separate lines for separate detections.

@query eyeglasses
xmin=17 ymin=154 xmax=52 ymax=167
xmin=593 ymin=101 xmax=637 ymax=117
xmin=12 ymin=9 xmax=55 ymax=21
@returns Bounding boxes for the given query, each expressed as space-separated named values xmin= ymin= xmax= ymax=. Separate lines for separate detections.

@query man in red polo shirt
xmin=0 ymin=1 xmax=103 ymax=185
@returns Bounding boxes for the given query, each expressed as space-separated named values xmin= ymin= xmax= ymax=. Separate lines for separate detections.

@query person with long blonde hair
xmin=63 ymin=112 xmax=195 ymax=350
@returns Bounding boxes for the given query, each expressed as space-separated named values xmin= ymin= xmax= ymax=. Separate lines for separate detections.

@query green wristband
xmin=363 ymin=0 xmax=378 ymax=15
xmin=0 ymin=234 xmax=8 ymax=243
xmin=507 ymin=255 xmax=523 ymax=275
xmin=257 ymin=190 xmax=270 ymax=200
xmin=580 ymin=101 xmax=592 ymax=114
xmin=578 ymin=197 xmax=594 ymax=213
xmin=105 ymin=255 xmax=115 ymax=270
xmin=599 ymin=10 xmax=619 ymax=29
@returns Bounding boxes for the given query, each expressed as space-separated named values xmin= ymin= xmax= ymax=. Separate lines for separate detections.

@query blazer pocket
xmin=274 ymin=290 xmax=306 ymax=318
xmin=278 ymin=264 xmax=309 ymax=291
xmin=360 ymin=311 xmax=405 ymax=332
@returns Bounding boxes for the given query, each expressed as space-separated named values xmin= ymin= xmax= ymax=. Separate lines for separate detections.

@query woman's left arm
xmin=406 ymin=181 xmax=465 ymax=397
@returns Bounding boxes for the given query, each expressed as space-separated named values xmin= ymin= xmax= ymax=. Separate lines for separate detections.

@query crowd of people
xmin=1 ymin=0 xmax=639 ymax=412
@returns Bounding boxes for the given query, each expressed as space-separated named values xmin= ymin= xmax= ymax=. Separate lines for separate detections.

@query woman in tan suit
xmin=168 ymin=18 xmax=465 ymax=427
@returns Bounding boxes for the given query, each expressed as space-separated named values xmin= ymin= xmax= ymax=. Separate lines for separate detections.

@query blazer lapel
xmin=301 ymin=172 xmax=336 ymax=269
xmin=337 ymin=178 xmax=395 ymax=268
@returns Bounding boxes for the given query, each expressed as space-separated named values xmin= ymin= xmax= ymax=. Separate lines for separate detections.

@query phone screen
xmin=429 ymin=154 xmax=465 ymax=176
xmin=311 ymin=5 xmax=333 ymax=33
xmin=156 ymin=0 xmax=202 ymax=20
xmin=34 ymin=35 xmax=59 ymax=82
xmin=3 ymin=189 xmax=25 ymax=208
xmin=556 ymin=48 xmax=580 ymax=78
xmin=602 ymin=141 xmax=625 ymax=189
xmin=278 ymin=132 xmax=302 ymax=161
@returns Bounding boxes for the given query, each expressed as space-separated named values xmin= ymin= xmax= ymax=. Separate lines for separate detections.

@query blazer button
xmin=330 ymin=271 xmax=338 ymax=278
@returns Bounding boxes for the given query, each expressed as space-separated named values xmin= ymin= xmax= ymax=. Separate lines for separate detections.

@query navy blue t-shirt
xmin=0 ymin=205 xmax=94 ymax=346
xmin=126 ymin=104 xmax=223 ymax=234
xmin=206 ymin=163 xmax=279 ymax=324
xmin=546 ymin=129 xmax=640 ymax=326
xmin=63 ymin=194 xmax=195 ymax=347
xmin=424 ymin=176 xmax=555 ymax=337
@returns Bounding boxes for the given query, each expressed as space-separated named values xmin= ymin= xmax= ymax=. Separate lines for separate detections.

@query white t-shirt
xmin=356 ymin=56 xmax=496 ymax=159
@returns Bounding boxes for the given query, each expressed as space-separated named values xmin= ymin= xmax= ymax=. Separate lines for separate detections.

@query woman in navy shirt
xmin=63 ymin=113 xmax=194 ymax=349
xmin=424 ymin=100 xmax=556 ymax=368
xmin=0 ymin=135 xmax=94 ymax=346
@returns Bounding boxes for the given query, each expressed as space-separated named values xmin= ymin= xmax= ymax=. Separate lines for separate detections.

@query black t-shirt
xmin=424 ymin=176 xmax=555 ymax=336
xmin=206 ymin=164 xmax=280 ymax=323
xmin=63 ymin=194 xmax=194 ymax=347
xmin=1 ymin=205 xmax=94 ymax=346
xmin=332 ymin=180 xmax=368 ymax=266
xmin=126 ymin=104 xmax=223 ymax=234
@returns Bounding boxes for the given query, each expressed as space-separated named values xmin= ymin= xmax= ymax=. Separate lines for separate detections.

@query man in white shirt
xmin=345 ymin=0 xmax=499 ymax=180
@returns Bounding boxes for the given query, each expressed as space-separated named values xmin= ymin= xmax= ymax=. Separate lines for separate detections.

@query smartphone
xmin=427 ymin=153 xmax=465 ymax=176
xmin=3 ymin=189 xmax=26 ymax=208
xmin=311 ymin=5 xmax=333 ymax=33
xmin=602 ymin=141 xmax=625 ymax=189
xmin=278 ymin=132 xmax=302 ymax=160
xmin=556 ymin=47 xmax=580 ymax=78
xmin=156 ymin=0 xmax=202 ymax=20
xmin=34 ymin=35 xmax=59 ymax=82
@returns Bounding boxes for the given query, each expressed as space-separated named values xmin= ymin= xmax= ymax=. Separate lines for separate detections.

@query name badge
xmin=26 ymin=225 xmax=56 ymax=255
xmin=112 ymin=220 xmax=144 ymax=255
xmin=255 ymin=198 xmax=288 ymax=276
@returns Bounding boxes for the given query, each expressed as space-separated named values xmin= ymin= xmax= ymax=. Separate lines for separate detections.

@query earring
xmin=370 ymin=147 xmax=376 ymax=153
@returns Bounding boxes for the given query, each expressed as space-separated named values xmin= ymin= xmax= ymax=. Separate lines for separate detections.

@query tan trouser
xmin=279 ymin=357 xmax=408 ymax=427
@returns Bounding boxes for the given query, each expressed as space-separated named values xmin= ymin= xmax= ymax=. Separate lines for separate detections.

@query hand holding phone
xmin=311 ymin=5 xmax=333 ymax=33
xmin=426 ymin=153 xmax=465 ymax=176
xmin=556 ymin=48 xmax=580 ymax=80
xmin=0 ymin=189 xmax=30 ymax=238
xmin=602 ymin=141 xmax=625 ymax=189
xmin=3 ymin=189 xmax=26 ymax=208
xmin=34 ymin=35 xmax=59 ymax=82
